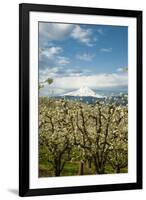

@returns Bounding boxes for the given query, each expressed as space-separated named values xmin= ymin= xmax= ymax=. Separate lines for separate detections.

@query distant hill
xmin=54 ymin=94 xmax=128 ymax=106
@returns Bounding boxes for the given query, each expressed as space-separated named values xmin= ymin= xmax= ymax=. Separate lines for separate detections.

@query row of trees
xmin=39 ymin=98 xmax=128 ymax=176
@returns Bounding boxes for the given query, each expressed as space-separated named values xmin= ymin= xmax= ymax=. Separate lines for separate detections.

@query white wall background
xmin=0 ymin=0 xmax=145 ymax=199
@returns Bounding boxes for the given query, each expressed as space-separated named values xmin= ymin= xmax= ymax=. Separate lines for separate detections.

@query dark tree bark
xmin=78 ymin=160 xmax=84 ymax=175
xmin=88 ymin=158 xmax=92 ymax=169
xmin=116 ymin=166 xmax=121 ymax=173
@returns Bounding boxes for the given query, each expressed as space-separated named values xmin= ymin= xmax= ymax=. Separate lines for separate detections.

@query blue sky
xmin=39 ymin=22 xmax=128 ymax=96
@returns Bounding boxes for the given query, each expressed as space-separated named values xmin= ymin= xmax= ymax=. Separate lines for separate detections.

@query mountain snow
xmin=63 ymin=86 xmax=103 ymax=98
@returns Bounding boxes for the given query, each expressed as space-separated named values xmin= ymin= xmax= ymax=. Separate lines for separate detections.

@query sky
xmin=39 ymin=22 xmax=128 ymax=96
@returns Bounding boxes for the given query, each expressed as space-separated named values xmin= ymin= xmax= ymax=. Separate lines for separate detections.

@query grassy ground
xmin=39 ymin=161 xmax=128 ymax=177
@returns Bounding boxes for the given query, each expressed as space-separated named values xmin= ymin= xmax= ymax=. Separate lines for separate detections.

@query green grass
xmin=104 ymin=164 xmax=127 ymax=174
xmin=61 ymin=162 xmax=79 ymax=176
xmin=39 ymin=161 xmax=128 ymax=177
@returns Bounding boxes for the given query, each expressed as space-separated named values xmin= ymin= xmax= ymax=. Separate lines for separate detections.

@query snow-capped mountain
xmin=64 ymin=86 xmax=103 ymax=98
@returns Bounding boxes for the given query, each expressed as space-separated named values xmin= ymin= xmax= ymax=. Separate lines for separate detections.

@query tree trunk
xmin=116 ymin=166 xmax=120 ymax=173
xmin=55 ymin=169 xmax=61 ymax=176
xmin=54 ymin=159 xmax=61 ymax=176
xmin=93 ymin=158 xmax=105 ymax=174
xmin=88 ymin=158 xmax=92 ymax=169
xmin=78 ymin=160 xmax=84 ymax=175
xmin=96 ymin=168 xmax=105 ymax=174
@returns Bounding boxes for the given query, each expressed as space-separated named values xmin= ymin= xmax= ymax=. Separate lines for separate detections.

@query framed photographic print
xmin=19 ymin=3 xmax=142 ymax=197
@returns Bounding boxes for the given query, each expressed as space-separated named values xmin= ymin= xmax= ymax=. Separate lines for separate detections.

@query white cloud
xmin=53 ymin=73 xmax=128 ymax=91
xmin=57 ymin=56 xmax=70 ymax=65
xmin=117 ymin=68 xmax=123 ymax=72
xmin=39 ymin=66 xmax=90 ymax=82
xmin=117 ymin=67 xmax=128 ymax=72
xmin=100 ymin=48 xmax=112 ymax=52
xmin=76 ymin=53 xmax=95 ymax=61
xmin=39 ymin=84 xmax=67 ymax=97
xmin=39 ymin=23 xmax=95 ymax=47
xmin=39 ymin=23 xmax=74 ymax=46
xmin=71 ymin=25 xmax=93 ymax=46
xmin=39 ymin=72 xmax=128 ymax=96
xmin=40 ymin=46 xmax=62 ymax=59
xmin=97 ymin=29 xmax=104 ymax=35
xmin=39 ymin=46 xmax=70 ymax=69
xmin=39 ymin=67 xmax=62 ymax=82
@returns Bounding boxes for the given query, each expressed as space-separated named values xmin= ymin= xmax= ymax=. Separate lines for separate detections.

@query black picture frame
xmin=19 ymin=3 xmax=143 ymax=197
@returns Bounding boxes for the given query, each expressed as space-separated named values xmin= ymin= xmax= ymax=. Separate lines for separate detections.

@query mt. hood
xmin=64 ymin=86 xmax=103 ymax=98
